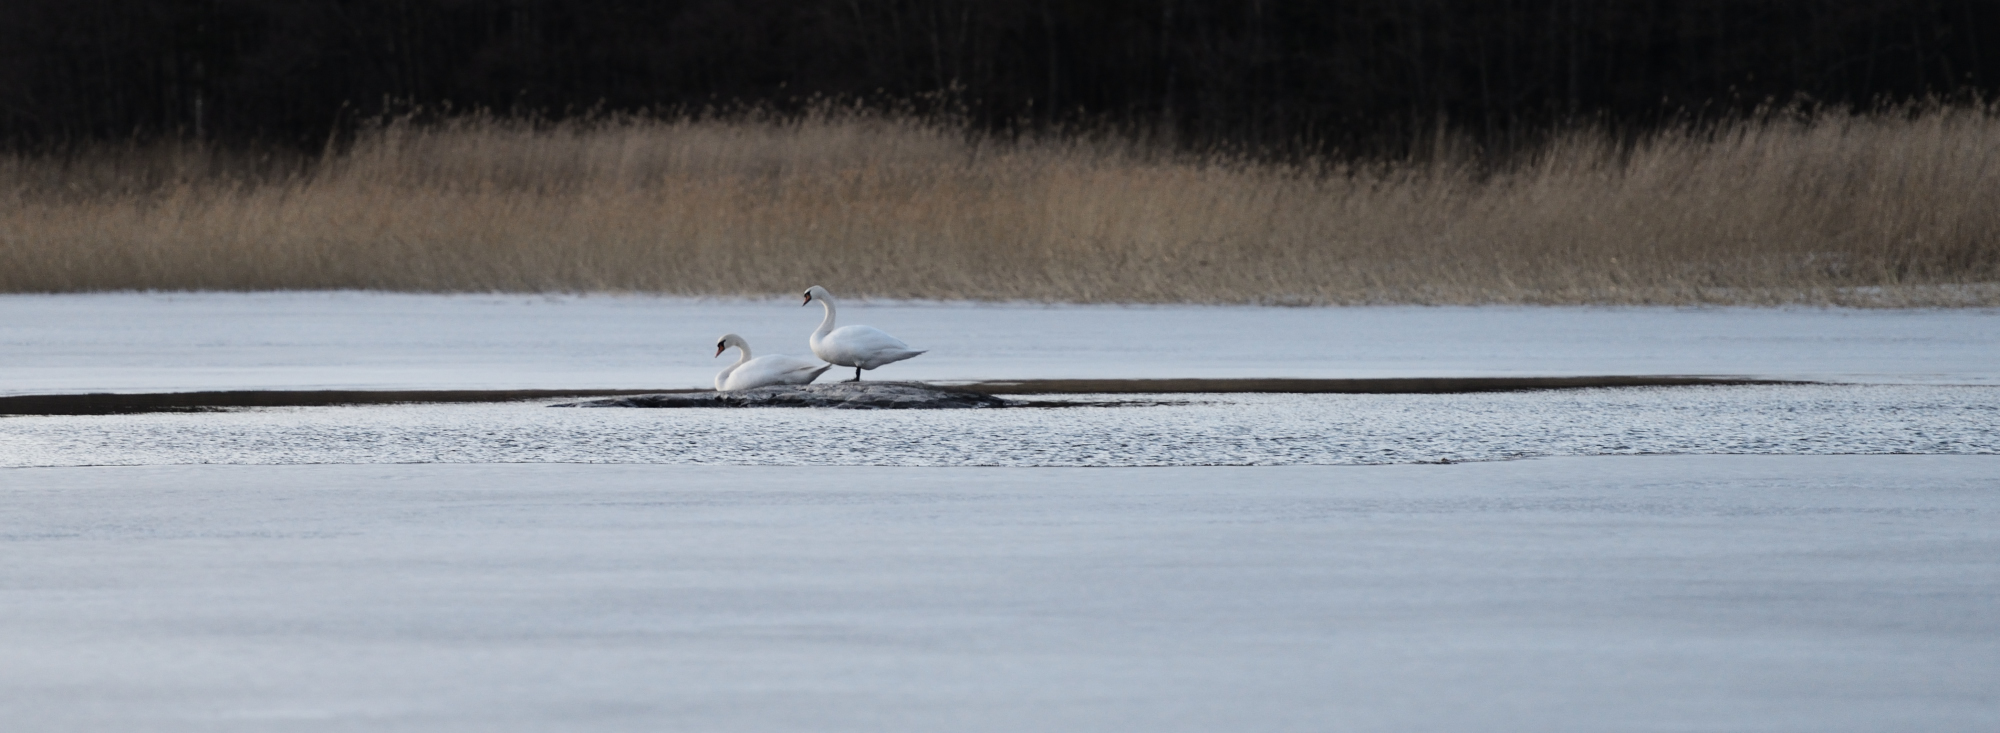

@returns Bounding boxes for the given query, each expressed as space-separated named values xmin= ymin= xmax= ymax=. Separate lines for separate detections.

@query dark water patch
xmin=960 ymin=376 xmax=1809 ymax=395
xmin=0 ymin=376 xmax=1806 ymax=416
xmin=0 ymin=388 xmax=681 ymax=416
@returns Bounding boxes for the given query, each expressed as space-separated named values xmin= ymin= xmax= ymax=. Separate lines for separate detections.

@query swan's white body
xmin=802 ymin=285 xmax=926 ymax=381
xmin=713 ymin=334 xmax=831 ymax=391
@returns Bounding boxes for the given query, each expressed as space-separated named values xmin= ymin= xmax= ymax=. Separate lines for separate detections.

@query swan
xmin=713 ymin=334 xmax=832 ymax=391
xmin=801 ymin=285 xmax=926 ymax=381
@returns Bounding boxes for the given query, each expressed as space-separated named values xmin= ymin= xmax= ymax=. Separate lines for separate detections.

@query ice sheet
xmin=1 ymin=292 xmax=1996 ymax=395
xmin=2 ymin=457 xmax=1995 ymax=732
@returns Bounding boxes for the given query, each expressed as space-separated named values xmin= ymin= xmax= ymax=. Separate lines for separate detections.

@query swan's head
xmin=714 ymin=333 xmax=747 ymax=358
xmin=802 ymin=285 xmax=830 ymax=306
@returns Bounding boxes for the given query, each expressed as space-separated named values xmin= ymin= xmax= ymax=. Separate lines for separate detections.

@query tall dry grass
xmin=3 ymin=107 xmax=1997 ymax=305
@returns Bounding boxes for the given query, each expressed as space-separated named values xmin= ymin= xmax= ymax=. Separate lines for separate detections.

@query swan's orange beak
xmin=714 ymin=345 xmax=724 ymax=357
xmin=801 ymin=293 xmax=812 ymax=305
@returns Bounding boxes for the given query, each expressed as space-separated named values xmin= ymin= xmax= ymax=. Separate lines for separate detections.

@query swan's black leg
xmin=850 ymin=366 xmax=863 ymax=382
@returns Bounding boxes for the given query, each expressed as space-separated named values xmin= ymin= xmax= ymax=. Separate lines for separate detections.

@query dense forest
xmin=3 ymin=0 xmax=1997 ymax=155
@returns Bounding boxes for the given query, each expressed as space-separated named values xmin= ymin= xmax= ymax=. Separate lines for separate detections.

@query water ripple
xmin=2 ymin=385 xmax=1994 ymax=467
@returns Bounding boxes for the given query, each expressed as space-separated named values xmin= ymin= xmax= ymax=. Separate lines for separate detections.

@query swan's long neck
xmin=813 ymin=296 xmax=838 ymax=339
xmin=716 ymin=342 xmax=752 ymax=391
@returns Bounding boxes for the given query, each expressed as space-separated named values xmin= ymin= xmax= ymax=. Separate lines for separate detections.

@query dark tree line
xmin=2 ymin=0 xmax=1996 ymax=156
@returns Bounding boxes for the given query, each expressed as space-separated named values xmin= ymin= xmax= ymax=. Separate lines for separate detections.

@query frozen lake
xmin=3 ymin=457 xmax=1996 ymax=732
xmin=2 ymin=293 xmax=1997 ymax=730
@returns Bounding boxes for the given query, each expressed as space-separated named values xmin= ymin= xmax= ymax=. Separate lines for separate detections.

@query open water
xmin=2 ymin=384 xmax=1994 ymax=467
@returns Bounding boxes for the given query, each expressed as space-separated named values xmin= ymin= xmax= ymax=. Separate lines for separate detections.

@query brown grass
xmin=3 ymin=106 xmax=1998 ymax=305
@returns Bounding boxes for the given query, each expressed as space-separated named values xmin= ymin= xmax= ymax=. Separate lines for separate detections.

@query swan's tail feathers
xmin=804 ymin=364 xmax=833 ymax=384
xmin=873 ymin=349 xmax=926 ymax=368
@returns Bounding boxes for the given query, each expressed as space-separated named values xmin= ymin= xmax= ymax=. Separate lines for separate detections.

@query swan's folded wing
xmin=736 ymin=355 xmax=833 ymax=387
xmin=725 ymin=356 xmax=792 ymax=390
xmin=829 ymin=325 xmax=911 ymax=352
xmin=773 ymin=356 xmax=830 ymax=383
xmin=793 ymin=362 xmax=833 ymax=385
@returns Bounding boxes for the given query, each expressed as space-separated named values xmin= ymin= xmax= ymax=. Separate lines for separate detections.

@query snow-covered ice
xmin=2 ymin=457 xmax=1995 ymax=732
xmin=1 ymin=292 xmax=1996 ymax=394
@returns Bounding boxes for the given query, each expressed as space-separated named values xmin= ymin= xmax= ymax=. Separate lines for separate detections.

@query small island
xmin=553 ymin=382 xmax=1014 ymax=410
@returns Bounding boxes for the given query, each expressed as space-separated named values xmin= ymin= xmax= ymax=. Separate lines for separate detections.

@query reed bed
xmin=2 ymin=107 xmax=1997 ymax=305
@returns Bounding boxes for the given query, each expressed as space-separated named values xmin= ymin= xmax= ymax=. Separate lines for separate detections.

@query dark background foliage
xmin=2 ymin=0 xmax=1995 ymax=156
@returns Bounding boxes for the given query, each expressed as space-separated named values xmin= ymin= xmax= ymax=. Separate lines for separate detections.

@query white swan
xmin=713 ymin=334 xmax=831 ymax=391
xmin=801 ymin=285 xmax=926 ymax=381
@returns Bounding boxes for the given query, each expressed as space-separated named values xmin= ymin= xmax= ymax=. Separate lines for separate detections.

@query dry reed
xmin=3 ymin=107 xmax=1997 ymax=305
